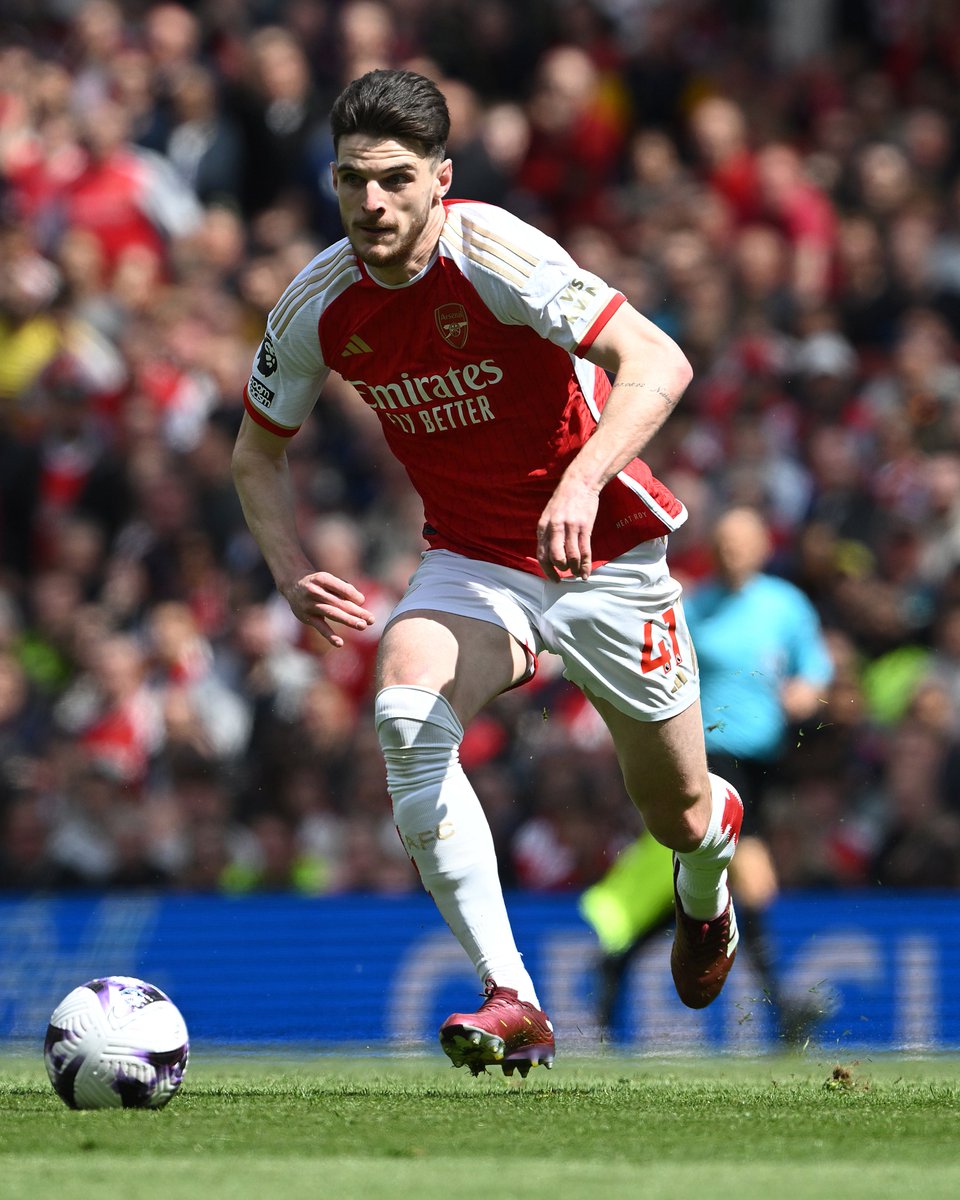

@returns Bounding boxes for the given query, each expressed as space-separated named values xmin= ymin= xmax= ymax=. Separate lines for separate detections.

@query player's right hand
xmin=281 ymin=572 xmax=376 ymax=648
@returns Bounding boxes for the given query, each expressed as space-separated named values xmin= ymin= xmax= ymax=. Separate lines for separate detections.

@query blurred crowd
xmin=2 ymin=0 xmax=960 ymax=895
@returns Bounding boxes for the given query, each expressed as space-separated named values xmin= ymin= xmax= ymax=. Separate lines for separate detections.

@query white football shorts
xmin=386 ymin=538 xmax=699 ymax=721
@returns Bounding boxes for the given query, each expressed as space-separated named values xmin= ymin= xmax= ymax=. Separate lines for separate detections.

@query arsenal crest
xmin=435 ymin=303 xmax=469 ymax=348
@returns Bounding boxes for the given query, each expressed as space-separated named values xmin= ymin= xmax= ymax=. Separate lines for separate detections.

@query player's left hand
xmin=536 ymin=479 xmax=600 ymax=581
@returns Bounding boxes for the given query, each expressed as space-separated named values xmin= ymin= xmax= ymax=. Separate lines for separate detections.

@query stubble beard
xmin=349 ymin=204 xmax=433 ymax=273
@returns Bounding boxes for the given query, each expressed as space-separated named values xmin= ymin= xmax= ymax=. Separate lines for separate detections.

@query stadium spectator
xmin=53 ymin=631 xmax=161 ymax=788
xmin=15 ymin=568 xmax=86 ymax=698
xmin=868 ymin=716 xmax=960 ymax=888
xmin=514 ymin=44 xmax=628 ymax=237
xmin=753 ymin=142 xmax=839 ymax=309
xmin=66 ymin=0 xmax=129 ymax=117
xmin=441 ymin=78 xmax=513 ymax=208
xmin=227 ymin=26 xmax=330 ymax=223
xmin=163 ymin=63 xmax=244 ymax=208
xmin=687 ymin=95 xmax=761 ymax=226
xmin=144 ymin=599 xmax=250 ymax=767
xmin=0 ymin=224 xmax=66 ymax=409
xmin=58 ymin=98 xmax=203 ymax=284
xmin=44 ymin=751 xmax=162 ymax=888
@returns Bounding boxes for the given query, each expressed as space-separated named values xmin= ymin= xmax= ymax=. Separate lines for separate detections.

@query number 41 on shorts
xmin=640 ymin=605 xmax=682 ymax=675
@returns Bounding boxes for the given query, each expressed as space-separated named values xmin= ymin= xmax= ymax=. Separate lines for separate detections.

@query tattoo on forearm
xmin=611 ymin=380 xmax=677 ymax=404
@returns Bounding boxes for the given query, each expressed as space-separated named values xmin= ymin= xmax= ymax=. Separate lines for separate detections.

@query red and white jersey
xmin=243 ymin=199 xmax=686 ymax=575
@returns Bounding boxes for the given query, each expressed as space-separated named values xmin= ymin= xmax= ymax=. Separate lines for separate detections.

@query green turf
xmin=2 ymin=1049 xmax=958 ymax=1200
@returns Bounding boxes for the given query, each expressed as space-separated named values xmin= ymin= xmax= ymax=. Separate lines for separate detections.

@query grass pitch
xmin=2 ymin=1048 xmax=958 ymax=1200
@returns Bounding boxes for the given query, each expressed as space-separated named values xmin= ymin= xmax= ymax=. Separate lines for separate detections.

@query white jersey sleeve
xmin=245 ymin=242 xmax=361 ymax=434
xmin=440 ymin=203 xmax=623 ymax=354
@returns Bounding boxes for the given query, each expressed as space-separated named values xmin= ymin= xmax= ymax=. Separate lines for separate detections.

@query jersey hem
xmin=422 ymin=533 xmax=671 ymax=579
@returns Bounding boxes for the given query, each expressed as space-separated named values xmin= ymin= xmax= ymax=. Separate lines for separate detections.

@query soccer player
xmin=231 ymin=69 xmax=742 ymax=1075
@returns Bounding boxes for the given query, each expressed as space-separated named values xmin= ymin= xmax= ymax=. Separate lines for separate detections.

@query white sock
xmin=675 ymin=773 xmax=742 ymax=921
xmin=375 ymin=685 xmax=541 ymax=1008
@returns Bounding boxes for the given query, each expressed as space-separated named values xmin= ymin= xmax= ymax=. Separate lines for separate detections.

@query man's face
xmin=712 ymin=508 xmax=770 ymax=586
xmin=332 ymin=135 xmax=452 ymax=283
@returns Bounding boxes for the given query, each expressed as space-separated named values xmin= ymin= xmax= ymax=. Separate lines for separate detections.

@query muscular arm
xmin=232 ymin=414 xmax=375 ymax=646
xmin=536 ymin=302 xmax=693 ymax=580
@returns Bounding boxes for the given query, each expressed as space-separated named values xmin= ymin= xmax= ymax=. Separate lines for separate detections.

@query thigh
xmin=377 ymin=610 xmax=528 ymax=726
xmin=376 ymin=551 xmax=541 ymax=726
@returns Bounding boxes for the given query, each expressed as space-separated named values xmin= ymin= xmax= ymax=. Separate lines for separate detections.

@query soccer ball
xmin=44 ymin=976 xmax=189 ymax=1109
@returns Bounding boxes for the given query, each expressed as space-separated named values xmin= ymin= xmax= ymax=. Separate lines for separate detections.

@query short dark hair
xmin=330 ymin=69 xmax=450 ymax=160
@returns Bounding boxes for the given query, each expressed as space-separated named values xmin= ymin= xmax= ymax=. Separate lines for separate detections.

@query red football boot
xmin=439 ymin=981 xmax=555 ymax=1077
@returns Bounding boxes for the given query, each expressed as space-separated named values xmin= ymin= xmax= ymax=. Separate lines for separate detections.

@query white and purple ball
xmin=44 ymin=976 xmax=189 ymax=1110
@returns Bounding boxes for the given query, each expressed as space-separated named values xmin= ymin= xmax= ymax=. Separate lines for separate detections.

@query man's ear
xmin=436 ymin=157 xmax=453 ymax=199
xmin=330 ymin=162 xmax=339 ymax=193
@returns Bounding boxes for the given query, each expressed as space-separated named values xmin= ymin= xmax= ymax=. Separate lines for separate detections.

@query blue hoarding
xmin=0 ymin=891 xmax=956 ymax=1052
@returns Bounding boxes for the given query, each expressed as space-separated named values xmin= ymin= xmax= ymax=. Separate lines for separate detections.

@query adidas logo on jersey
xmin=342 ymin=334 xmax=373 ymax=357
